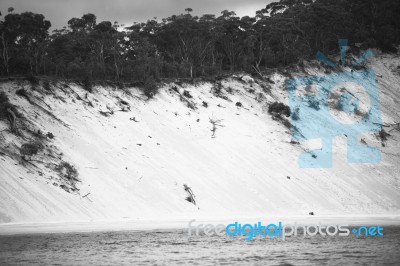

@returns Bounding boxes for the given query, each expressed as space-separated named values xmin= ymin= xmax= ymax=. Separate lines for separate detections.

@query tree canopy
xmin=0 ymin=0 xmax=399 ymax=81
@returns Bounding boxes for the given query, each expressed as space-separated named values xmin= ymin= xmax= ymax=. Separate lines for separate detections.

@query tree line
xmin=0 ymin=0 xmax=399 ymax=83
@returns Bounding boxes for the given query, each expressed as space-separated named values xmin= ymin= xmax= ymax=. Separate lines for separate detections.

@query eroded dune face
xmin=0 ymin=53 xmax=399 ymax=224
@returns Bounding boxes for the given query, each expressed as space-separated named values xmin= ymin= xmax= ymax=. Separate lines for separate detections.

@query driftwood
xmin=99 ymin=110 xmax=113 ymax=117
xmin=117 ymin=106 xmax=130 ymax=112
xmin=209 ymin=118 xmax=224 ymax=138
xmin=184 ymin=184 xmax=196 ymax=205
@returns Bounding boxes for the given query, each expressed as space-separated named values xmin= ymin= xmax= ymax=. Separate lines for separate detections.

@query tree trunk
xmin=1 ymin=32 xmax=10 ymax=76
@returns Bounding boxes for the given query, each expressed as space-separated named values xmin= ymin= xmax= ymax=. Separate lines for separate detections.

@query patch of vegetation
xmin=56 ymin=162 xmax=79 ymax=184
xmin=20 ymin=141 xmax=44 ymax=158
xmin=0 ymin=92 xmax=13 ymax=120
xmin=255 ymin=92 xmax=266 ymax=102
xmin=82 ymin=77 xmax=93 ymax=93
xmin=47 ymin=132 xmax=54 ymax=139
xmin=185 ymin=196 xmax=194 ymax=203
xmin=43 ymin=80 xmax=51 ymax=91
xmin=16 ymin=88 xmax=31 ymax=102
xmin=379 ymin=129 xmax=390 ymax=141
xmin=291 ymin=107 xmax=300 ymax=120
xmin=282 ymin=119 xmax=291 ymax=129
xmin=183 ymin=90 xmax=192 ymax=98
xmin=26 ymin=75 xmax=39 ymax=88
xmin=1 ymin=1 xmax=399 ymax=81
xmin=221 ymin=86 xmax=231 ymax=94
xmin=211 ymin=83 xmax=226 ymax=99
xmin=143 ymin=77 xmax=158 ymax=98
xmin=307 ymin=98 xmax=320 ymax=110
xmin=171 ymin=85 xmax=179 ymax=93
xmin=268 ymin=101 xmax=291 ymax=117
xmin=261 ymin=83 xmax=271 ymax=93
xmin=0 ymin=91 xmax=21 ymax=130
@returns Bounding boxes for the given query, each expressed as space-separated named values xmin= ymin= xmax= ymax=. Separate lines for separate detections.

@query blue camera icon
xmin=286 ymin=68 xmax=381 ymax=168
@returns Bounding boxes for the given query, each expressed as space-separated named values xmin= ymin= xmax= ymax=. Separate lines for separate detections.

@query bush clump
xmin=292 ymin=107 xmax=300 ymax=121
xmin=20 ymin=141 xmax=44 ymax=158
xmin=143 ymin=77 xmax=158 ymax=98
xmin=82 ymin=77 xmax=93 ymax=93
xmin=116 ymin=81 xmax=125 ymax=90
xmin=16 ymin=88 xmax=31 ymax=103
xmin=0 ymin=92 xmax=11 ymax=119
xmin=26 ymin=75 xmax=39 ymax=87
xmin=0 ymin=91 xmax=19 ymax=120
xmin=379 ymin=129 xmax=390 ymax=141
xmin=308 ymin=98 xmax=320 ymax=110
xmin=186 ymin=196 xmax=194 ymax=203
xmin=183 ymin=90 xmax=192 ymax=98
xmin=268 ymin=101 xmax=291 ymax=117
xmin=43 ymin=80 xmax=51 ymax=91
xmin=211 ymin=83 xmax=223 ymax=96
xmin=56 ymin=162 xmax=79 ymax=183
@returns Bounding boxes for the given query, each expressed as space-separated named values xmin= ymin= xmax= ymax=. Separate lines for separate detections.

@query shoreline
xmin=1 ymin=215 xmax=399 ymax=235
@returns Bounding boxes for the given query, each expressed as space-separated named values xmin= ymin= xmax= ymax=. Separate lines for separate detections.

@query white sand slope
xmin=0 ymin=52 xmax=399 ymax=227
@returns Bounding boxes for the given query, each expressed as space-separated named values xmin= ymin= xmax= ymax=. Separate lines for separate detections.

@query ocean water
xmin=1 ymin=226 xmax=400 ymax=265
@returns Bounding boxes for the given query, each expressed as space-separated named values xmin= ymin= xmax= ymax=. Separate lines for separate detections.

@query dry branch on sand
xmin=209 ymin=118 xmax=224 ymax=138
xmin=184 ymin=184 xmax=196 ymax=205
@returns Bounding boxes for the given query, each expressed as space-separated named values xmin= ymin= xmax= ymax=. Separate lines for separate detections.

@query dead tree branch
xmin=209 ymin=118 xmax=225 ymax=138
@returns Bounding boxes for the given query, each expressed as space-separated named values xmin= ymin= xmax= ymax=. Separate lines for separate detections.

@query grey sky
xmin=1 ymin=0 xmax=273 ymax=30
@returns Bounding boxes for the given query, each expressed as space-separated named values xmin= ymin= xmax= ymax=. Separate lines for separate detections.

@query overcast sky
xmin=1 ymin=0 xmax=273 ymax=30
